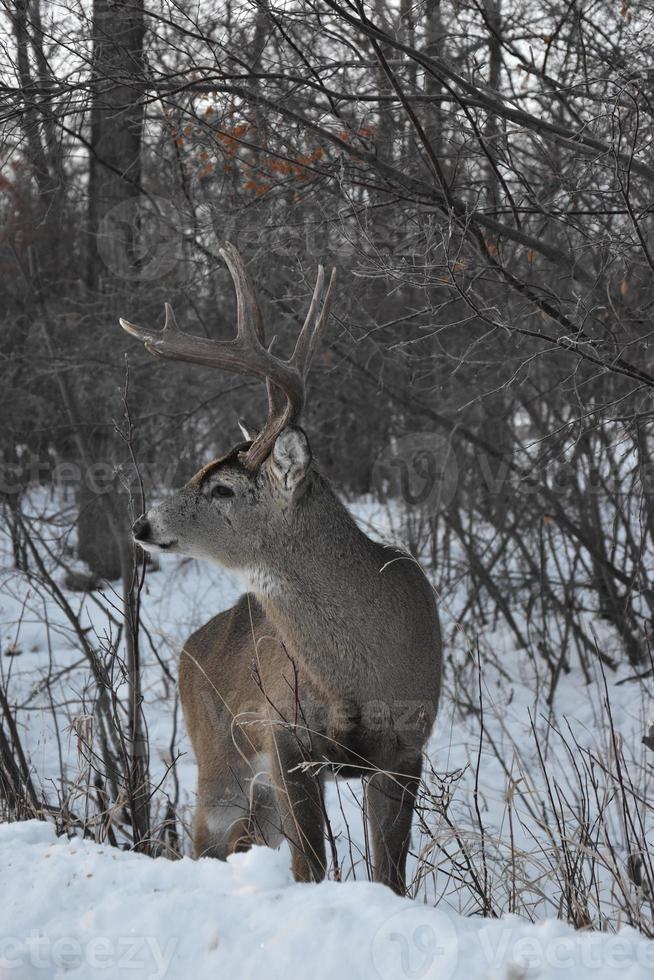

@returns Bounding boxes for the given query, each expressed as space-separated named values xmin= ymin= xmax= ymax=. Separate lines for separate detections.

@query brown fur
xmin=138 ymin=429 xmax=442 ymax=894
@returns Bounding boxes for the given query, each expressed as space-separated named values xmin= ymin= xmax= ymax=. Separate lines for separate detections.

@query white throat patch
xmin=238 ymin=565 xmax=280 ymax=599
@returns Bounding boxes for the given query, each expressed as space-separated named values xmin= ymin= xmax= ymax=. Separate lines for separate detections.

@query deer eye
xmin=211 ymin=484 xmax=235 ymax=499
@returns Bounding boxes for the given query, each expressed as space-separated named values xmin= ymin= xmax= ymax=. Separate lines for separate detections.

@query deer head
xmin=120 ymin=244 xmax=336 ymax=571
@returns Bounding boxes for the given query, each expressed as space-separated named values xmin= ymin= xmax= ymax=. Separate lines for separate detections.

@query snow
xmin=1 ymin=490 xmax=654 ymax=976
xmin=2 ymin=819 xmax=653 ymax=980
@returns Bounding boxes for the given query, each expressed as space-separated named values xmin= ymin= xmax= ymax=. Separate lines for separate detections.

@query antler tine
xmin=290 ymin=266 xmax=337 ymax=378
xmin=263 ymin=335 xmax=287 ymax=419
xmin=119 ymin=247 xmax=336 ymax=472
xmin=163 ymin=302 xmax=181 ymax=335
xmin=218 ymin=242 xmax=286 ymax=420
xmin=219 ymin=242 xmax=264 ymax=347
xmin=291 ymin=266 xmax=325 ymax=370
xmin=119 ymin=301 xmax=183 ymax=351
xmin=240 ymin=267 xmax=336 ymax=470
xmin=119 ymin=316 xmax=159 ymax=344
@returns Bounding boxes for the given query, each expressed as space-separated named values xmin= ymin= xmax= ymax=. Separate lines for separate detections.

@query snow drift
xmin=2 ymin=820 xmax=653 ymax=980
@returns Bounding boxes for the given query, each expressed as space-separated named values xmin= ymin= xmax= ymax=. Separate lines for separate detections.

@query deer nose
xmin=132 ymin=515 xmax=151 ymax=541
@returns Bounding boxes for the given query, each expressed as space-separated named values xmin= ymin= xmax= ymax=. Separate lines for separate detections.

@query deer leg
xmin=366 ymin=756 xmax=422 ymax=895
xmin=268 ymin=728 xmax=327 ymax=883
xmin=193 ymin=800 xmax=254 ymax=858
xmin=247 ymin=752 xmax=285 ymax=849
xmin=193 ymin=765 xmax=255 ymax=859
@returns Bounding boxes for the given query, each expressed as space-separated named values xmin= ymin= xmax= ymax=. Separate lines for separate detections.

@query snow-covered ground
xmin=1 ymin=490 xmax=653 ymax=977
xmin=2 ymin=818 xmax=654 ymax=980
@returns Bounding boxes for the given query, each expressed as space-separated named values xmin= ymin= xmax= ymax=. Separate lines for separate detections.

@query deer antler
xmin=119 ymin=243 xmax=336 ymax=470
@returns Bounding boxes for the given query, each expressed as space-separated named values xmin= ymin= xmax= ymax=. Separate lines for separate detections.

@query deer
xmin=119 ymin=244 xmax=442 ymax=895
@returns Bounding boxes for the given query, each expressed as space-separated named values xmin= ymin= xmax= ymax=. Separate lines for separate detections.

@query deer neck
xmin=241 ymin=473 xmax=381 ymax=683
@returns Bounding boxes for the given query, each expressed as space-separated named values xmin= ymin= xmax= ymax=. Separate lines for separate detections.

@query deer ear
xmin=269 ymin=426 xmax=311 ymax=491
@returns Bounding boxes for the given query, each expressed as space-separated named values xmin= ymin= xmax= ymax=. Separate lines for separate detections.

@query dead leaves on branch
xmin=164 ymin=109 xmax=374 ymax=197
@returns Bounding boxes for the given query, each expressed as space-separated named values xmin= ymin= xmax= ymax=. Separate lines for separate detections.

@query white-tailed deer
xmin=120 ymin=245 xmax=441 ymax=894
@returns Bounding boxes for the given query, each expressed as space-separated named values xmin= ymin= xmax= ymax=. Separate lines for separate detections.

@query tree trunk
xmin=75 ymin=431 xmax=123 ymax=581
xmin=87 ymin=0 xmax=145 ymax=292
xmin=79 ymin=0 xmax=144 ymax=579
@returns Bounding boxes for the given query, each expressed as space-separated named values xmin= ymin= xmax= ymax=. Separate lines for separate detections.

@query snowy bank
xmin=1 ymin=820 xmax=653 ymax=980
